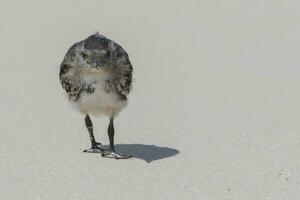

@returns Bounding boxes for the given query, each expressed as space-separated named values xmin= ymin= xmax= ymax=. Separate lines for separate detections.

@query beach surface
xmin=0 ymin=1 xmax=299 ymax=199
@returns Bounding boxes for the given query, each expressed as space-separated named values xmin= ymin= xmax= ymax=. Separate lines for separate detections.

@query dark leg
xmin=85 ymin=114 xmax=97 ymax=147
xmin=101 ymin=116 xmax=131 ymax=159
xmin=108 ymin=117 xmax=115 ymax=151
xmin=83 ymin=115 xmax=104 ymax=153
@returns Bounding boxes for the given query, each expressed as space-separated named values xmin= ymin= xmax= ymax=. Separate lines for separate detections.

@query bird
xmin=59 ymin=33 xmax=133 ymax=159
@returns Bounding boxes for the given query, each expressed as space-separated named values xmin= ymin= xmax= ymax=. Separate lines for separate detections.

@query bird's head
xmin=79 ymin=48 xmax=110 ymax=70
xmin=76 ymin=34 xmax=111 ymax=70
xmin=80 ymin=33 xmax=110 ymax=69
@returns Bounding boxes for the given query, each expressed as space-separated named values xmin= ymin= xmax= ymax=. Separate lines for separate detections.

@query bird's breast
xmin=73 ymin=81 xmax=127 ymax=117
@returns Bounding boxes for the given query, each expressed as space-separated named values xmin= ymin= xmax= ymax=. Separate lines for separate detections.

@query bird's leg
xmin=108 ymin=116 xmax=115 ymax=151
xmin=101 ymin=117 xmax=131 ymax=159
xmin=83 ymin=115 xmax=104 ymax=153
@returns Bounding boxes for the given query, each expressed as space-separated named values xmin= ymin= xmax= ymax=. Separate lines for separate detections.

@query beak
xmin=94 ymin=58 xmax=102 ymax=68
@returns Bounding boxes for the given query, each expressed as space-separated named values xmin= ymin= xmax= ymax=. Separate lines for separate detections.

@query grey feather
xmin=59 ymin=33 xmax=133 ymax=102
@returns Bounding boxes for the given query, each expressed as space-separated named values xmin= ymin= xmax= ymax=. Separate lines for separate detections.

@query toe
xmin=101 ymin=151 xmax=132 ymax=159
xmin=83 ymin=148 xmax=103 ymax=153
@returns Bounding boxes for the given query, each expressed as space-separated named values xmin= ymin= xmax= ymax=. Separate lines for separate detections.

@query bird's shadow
xmin=106 ymin=144 xmax=180 ymax=163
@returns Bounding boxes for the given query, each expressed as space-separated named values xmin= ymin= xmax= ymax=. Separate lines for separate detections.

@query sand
xmin=0 ymin=0 xmax=299 ymax=199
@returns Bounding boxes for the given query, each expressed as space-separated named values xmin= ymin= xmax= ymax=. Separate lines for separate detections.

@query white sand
xmin=0 ymin=0 xmax=299 ymax=199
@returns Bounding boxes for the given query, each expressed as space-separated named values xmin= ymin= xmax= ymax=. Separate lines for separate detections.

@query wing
xmin=59 ymin=64 xmax=83 ymax=101
xmin=110 ymin=42 xmax=133 ymax=98
xmin=59 ymin=43 xmax=83 ymax=101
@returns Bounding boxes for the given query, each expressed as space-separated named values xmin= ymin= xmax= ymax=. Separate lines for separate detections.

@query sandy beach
xmin=0 ymin=0 xmax=299 ymax=199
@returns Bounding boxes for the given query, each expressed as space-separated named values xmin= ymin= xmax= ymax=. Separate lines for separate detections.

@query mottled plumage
xmin=59 ymin=33 xmax=133 ymax=116
xmin=59 ymin=33 xmax=133 ymax=159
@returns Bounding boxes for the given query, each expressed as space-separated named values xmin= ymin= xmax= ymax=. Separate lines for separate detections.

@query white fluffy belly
xmin=71 ymin=82 xmax=127 ymax=117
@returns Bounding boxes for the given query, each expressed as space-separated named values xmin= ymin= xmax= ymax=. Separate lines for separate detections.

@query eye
xmin=81 ymin=52 xmax=87 ymax=59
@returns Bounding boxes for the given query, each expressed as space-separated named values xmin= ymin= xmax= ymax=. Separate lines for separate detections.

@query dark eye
xmin=81 ymin=52 xmax=87 ymax=59
xmin=106 ymin=51 xmax=110 ymax=57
